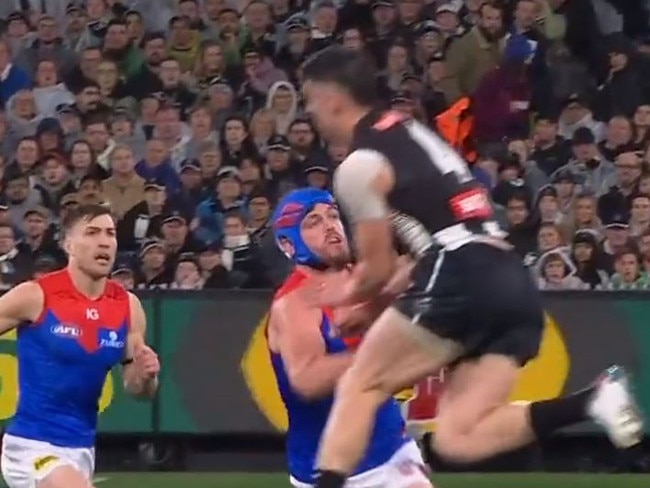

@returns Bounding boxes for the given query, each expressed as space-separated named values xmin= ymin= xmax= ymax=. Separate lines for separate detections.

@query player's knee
xmin=430 ymin=425 xmax=478 ymax=464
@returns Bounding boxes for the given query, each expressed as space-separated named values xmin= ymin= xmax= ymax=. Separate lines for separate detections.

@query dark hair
xmin=107 ymin=18 xmax=127 ymax=30
xmin=224 ymin=209 xmax=246 ymax=225
xmin=62 ymin=204 xmax=112 ymax=231
xmin=302 ymin=45 xmax=377 ymax=107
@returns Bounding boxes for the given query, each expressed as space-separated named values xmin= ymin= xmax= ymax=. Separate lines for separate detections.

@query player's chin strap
xmin=272 ymin=188 xmax=337 ymax=270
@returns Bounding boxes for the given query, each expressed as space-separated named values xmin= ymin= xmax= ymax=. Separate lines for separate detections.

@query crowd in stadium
xmin=0 ymin=0 xmax=648 ymax=291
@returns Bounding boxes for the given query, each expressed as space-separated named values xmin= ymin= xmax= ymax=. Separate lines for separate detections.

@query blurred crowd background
xmin=0 ymin=0 xmax=649 ymax=292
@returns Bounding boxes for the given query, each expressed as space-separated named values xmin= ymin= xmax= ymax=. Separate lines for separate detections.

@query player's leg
xmin=424 ymin=244 xmax=643 ymax=463
xmin=316 ymin=306 xmax=462 ymax=488
xmin=383 ymin=441 xmax=432 ymax=488
xmin=37 ymin=465 xmax=95 ymax=488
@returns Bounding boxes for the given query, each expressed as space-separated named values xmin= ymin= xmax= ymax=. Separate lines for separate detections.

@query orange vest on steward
xmin=435 ymin=97 xmax=477 ymax=164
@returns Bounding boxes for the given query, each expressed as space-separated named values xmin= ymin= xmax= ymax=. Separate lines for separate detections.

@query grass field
xmin=67 ymin=472 xmax=650 ymax=488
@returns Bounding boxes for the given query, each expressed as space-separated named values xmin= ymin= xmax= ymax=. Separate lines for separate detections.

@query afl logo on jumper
xmin=99 ymin=330 xmax=125 ymax=349
xmin=50 ymin=324 xmax=82 ymax=338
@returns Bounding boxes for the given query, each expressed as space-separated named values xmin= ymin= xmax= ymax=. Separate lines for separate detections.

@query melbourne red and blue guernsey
xmin=268 ymin=270 xmax=408 ymax=484
xmin=6 ymin=269 xmax=130 ymax=448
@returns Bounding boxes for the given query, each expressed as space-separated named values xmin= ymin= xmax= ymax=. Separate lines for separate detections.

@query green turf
xmin=84 ymin=472 xmax=650 ymax=488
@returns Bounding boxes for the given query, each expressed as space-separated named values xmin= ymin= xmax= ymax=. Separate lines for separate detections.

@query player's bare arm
xmin=122 ymin=292 xmax=160 ymax=398
xmin=332 ymin=149 xmax=398 ymax=305
xmin=269 ymin=291 xmax=353 ymax=400
xmin=0 ymin=281 xmax=44 ymax=336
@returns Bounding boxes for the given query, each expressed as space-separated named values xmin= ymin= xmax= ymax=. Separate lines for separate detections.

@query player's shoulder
xmin=104 ymin=278 xmax=130 ymax=300
xmin=35 ymin=268 xmax=68 ymax=291
xmin=270 ymin=271 xmax=317 ymax=320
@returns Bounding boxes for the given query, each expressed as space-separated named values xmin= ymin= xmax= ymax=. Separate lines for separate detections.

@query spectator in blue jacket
xmin=134 ymin=138 xmax=181 ymax=194
xmin=0 ymin=40 xmax=30 ymax=107
xmin=193 ymin=166 xmax=246 ymax=245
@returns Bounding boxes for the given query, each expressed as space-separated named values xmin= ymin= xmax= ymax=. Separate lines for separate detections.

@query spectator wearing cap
xmin=445 ymin=2 xmax=506 ymax=97
xmin=600 ymin=246 xmax=650 ymax=290
xmin=32 ymin=59 xmax=75 ymax=118
xmin=135 ymin=238 xmax=171 ymax=290
xmin=5 ymin=172 xmax=42 ymax=233
xmin=274 ymin=15 xmax=311 ymax=82
xmin=3 ymin=12 xmax=33 ymax=55
xmin=557 ymin=93 xmax=605 ymax=142
xmin=473 ymin=33 xmax=534 ymax=144
xmin=160 ymin=209 xmax=203 ymax=271
xmin=601 ymin=213 xmax=631 ymax=260
xmin=18 ymin=205 xmax=65 ymax=265
xmin=117 ymin=179 xmax=167 ymax=252
xmin=362 ymin=0 xmax=398 ymax=70
xmin=433 ymin=3 xmax=465 ymax=48
xmin=170 ymin=252 xmax=205 ymax=290
xmin=111 ymin=261 xmax=135 ymax=289
xmin=304 ymin=159 xmax=331 ymax=190
xmin=598 ymin=115 xmax=634 ymax=164
xmin=63 ymin=2 xmax=89 ymax=49
xmin=6 ymin=89 xmax=44 ymax=144
xmin=135 ymin=138 xmax=182 ymax=194
xmin=123 ymin=33 xmax=166 ymax=101
xmin=14 ymin=14 xmax=77 ymax=78
xmin=177 ymin=158 xmax=207 ymax=210
xmin=246 ymin=184 xmax=272 ymax=245
xmin=530 ymin=114 xmax=572 ymax=177
xmin=167 ymin=15 xmax=202 ymax=73
xmin=221 ymin=209 xmax=267 ymax=288
xmin=628 ymin=193 xmax=650 ymax=238
xmin=34 ymin=153 xmax=76 ymax=211
xmin=569 ymin=229 xmax=609 ymax=290
xmin=265 ymin=134 xmax=301 ymax=201
xmin=265 ymin=81 xmax=299 ymax=135
xmin=193 ymin=166 xmax=245 ymax=245
xmin=102 ymin=145 xmax=146 ymax=219
xmin=0 ymin=222 xmax=33 ymax=288
xmin=594 ymin=34 xmax=644 ymax=122
xmin=597 ymin=151 xmax=641 ymax=220
xmin=198 ymin=241 xmax=232 ymax=289
xmin=412 ymin=22 xmax=443 ymax=74
xmin=238 ymin=45 xmax=288 ymax=110
xmin=554 ymin=127 xmax=614 ymax=197
xmin=56 ymin=103 xmax=83 ymax=147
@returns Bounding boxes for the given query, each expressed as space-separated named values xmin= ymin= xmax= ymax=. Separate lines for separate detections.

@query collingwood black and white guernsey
xmin=345 ymin=110 xmax=504 ymax=256
xmin=337 ymin=109 xmax=544 ymax=366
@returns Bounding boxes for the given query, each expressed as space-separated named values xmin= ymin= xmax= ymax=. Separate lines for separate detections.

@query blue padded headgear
xmin=272 ymin=188 xmax=337 ymax=269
